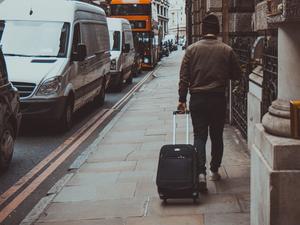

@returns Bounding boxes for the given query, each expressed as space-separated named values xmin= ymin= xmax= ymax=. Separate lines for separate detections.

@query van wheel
xmin=94 ymin=83 xmax=105 ymax=107
xmin=126 ymin=73 xmax=133 ymax=85
xmin=0 ymin=122 xmax=15 ymax=171
xmin=59 ymin=98 xmax=73 ymax=132
xmin=114 ymin=74 xmax=123 ymax=92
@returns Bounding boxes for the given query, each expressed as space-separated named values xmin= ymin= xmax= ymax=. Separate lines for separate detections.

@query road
xmin=0 ymin=70 xmax=151 ymax=225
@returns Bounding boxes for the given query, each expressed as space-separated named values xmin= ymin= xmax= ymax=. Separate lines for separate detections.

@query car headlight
xmin=37 ymin=77 xmax=61 ymax=96
xmin=110 ymin=59 xmax=117 ymax=70
xmin=144 ymin=57 xmax=149 ymax=64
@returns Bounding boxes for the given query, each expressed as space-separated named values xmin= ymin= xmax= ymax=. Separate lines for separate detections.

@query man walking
xmin=178 ymin=14 xmax=242 ymax=192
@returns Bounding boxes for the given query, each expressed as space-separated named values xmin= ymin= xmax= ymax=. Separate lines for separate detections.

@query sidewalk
xmin=33 ymin=51 xmax=250 ymax=225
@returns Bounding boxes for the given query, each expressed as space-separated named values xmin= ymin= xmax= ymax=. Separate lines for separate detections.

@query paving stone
xmin=111 ymin=121 xmax=155 ymax=131
xmin=139 ymin=142 xmax=165 ymax=151
xmin=38 ymin=198 xmax=148 ymax=222
xmin=125 ymin=215 xmax=204 ymax=225
xmin=67 ymin=172 xmax=119 ymax=186
xmin=142 ymin=135 xmax=166 ymax=143
xmin=135 ymin=181 xmax=157 ymax=198
xmin=127 ymin=150 xmax=159 ymax=161
xmin=94 ymin=143 xmax=140 ymax=152
xmin=223 ymin=165 xmax=250 ymax=179
xmin=215 ymin=178 xmax=250 ymax=194
xmin=53 ymin=182 xmax=136 ymax=202
xmin=145 ymin=128 xmax=168 ymax=136
xmin=204 ymin=213 xmax=250 ymax=225
xmin=117 ymin=171 xmax=155 ymax=183
xmin=101 ymin=131 xmax=145 ymax=144
xmin=114 ymin=118 xmax=162 ymax=127
xmin=124 ymin=111 xmax=160 ymax=117
xmin=79 ymin=161 xmax=137 ymax=173
xmin=148 ymin=195 xmax=241 ymax=216
xmin=53 ymin=185 xmax=95 ymax=202
xmin=222 ymin=152 xmax=250 ymax=166
xmin=136 ymin=159 xmax=158 ymax=172
xmin=87 ymin=147 xmax=135 ymax=163
xmin=237 ymin=193 xmax=250 ymax=213
xmin=35 ymin=218 xmax=125 ymax=225
xmin=127 ymin=108 xmax=162 ymax=113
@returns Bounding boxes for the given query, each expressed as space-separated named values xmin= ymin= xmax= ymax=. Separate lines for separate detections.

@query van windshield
xmin=0 ymin=21 xmax=69 ymax=58
xmin=109 ymin=30 xmax=121 ymax=51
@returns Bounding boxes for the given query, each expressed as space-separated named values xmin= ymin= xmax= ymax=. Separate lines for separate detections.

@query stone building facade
xmin=168 ymin=0 xmax=186 ymax=39
xmin=153 ymin=0 xmax=170 ymax=36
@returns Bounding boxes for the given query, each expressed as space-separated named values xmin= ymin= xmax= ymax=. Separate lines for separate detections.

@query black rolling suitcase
xmin=156 ymin=111 xmax=199 ymax=203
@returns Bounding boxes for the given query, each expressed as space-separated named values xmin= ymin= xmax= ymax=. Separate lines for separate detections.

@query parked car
xmin=172 ymin=44 xmax=178 ymax=51
xmin=0 ymin=47 xmax=21 ymax=171
xmin=161 ymin=42 xmax=170 ymax=57
xmin=107 ymin=18 xmax=135 ymax=92
xmin=0 ymin=0 xmax=111 ymax=131
xmin=132 ymin=52 xmax=142 ymax=77
xmin=182 ymin=40 xmax=187 ymax=50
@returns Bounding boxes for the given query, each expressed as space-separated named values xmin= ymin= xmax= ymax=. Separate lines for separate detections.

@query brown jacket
xmin=179 ymin=36 xmax=242 ymax=102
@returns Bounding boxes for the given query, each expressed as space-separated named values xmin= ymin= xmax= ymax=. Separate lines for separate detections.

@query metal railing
xmin=229 ymin=33 xmax=257 ymax=139
xmin=262 ymin=34 xmax=278 ymax=116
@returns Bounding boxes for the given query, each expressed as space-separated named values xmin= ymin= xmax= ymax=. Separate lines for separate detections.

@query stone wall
xmin=206 ymin=0 xmax=222 ymax=12
xmin=228 ymin=0 xmax=254 ymax=33
xmin=254 ymin=1 xmax=271 ymax=31
xmin=229 ymin=13 xmax=253 ymax=32
xmin=267 ymin=0 xmax=300 ymax=24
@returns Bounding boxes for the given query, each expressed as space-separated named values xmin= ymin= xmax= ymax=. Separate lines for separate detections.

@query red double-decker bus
xmin=110 ymin=0 xmax=159 ymax=69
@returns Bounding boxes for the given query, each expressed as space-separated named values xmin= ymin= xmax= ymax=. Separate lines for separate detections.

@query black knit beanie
xmin=202 ymin=14 xmax=220 ymax=35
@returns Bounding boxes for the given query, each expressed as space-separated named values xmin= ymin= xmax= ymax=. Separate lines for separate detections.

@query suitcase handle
xmin=172 ymin=110 xmax=190 ymax=145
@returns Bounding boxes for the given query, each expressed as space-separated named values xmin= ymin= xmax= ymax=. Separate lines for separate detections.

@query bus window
xmin=111 ymin=4 xmax=151 ymax=16
xmin=109 ymin=31 xmax=121 ymax=51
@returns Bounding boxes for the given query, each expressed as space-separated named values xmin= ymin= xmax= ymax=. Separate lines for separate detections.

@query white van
xmin=107 ymin=18 xmax=135 ymax=92
xmin=0 ymin=0 xmax=111 ymax=131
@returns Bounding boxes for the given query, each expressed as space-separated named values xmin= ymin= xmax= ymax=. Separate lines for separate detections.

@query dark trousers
xmin=189 ymin=92 xmax=226 ymax=175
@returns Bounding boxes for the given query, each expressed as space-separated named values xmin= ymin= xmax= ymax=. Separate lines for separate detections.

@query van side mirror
xmin=123 ymin=44 xmax=130 ymax=53
xmin=73 ymin=43 xmax=87 ymax=61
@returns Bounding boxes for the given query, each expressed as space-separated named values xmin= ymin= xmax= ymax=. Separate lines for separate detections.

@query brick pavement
xmin=33 ymin=50 xmax=250 ymax=225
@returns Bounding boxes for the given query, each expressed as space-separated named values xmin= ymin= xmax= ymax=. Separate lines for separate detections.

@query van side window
xmin=81 ymin=23 xmax=110 ymax=57
xmin=0 ymin=54 xmax=8 ymax=86
xmin=122 ymin=32 xmax=125 ymax=50
xmin=124 ymin=31 xmax=134 ymax=49
xmin=110 ymin=31 xmax=120 ymax=51
xmin=0 ymin=21 xmax=5 ymax=41
xmin=71 ymin=23 xmax=81 ymax=55
xmin=58 ymin=23 xmax=70 ymax=57
xmin=95 ymin=24 xmax=110 ymax=52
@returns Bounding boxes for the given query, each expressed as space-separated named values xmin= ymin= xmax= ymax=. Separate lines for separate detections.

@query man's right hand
xmin=177 ymin=102 xmax=187 ymax=114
